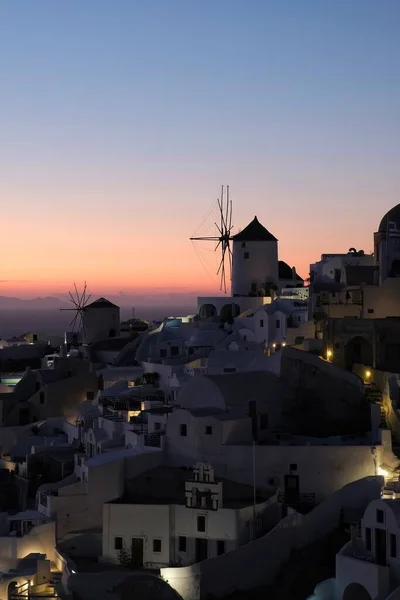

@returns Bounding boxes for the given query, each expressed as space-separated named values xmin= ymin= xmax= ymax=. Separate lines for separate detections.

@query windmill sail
xmin=190 ymin=186 xmax=233 ymax=293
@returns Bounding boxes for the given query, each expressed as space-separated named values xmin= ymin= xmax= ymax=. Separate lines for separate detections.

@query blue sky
xmin=0 ymin=0 xmax=398 ymax=296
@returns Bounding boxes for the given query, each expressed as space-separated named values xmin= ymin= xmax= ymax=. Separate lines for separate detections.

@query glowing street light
xmin=326 ymin=349 xmax=333 ymax=360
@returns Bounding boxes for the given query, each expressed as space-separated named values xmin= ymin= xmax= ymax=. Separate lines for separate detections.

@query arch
xmin=199 ymin=304 xmax=217 ymax=320
xmin=344 ymin=336 xmax=373 ymax=370
xmin=342 ymin=582 xmax=371 ymax=600
xmin=220 ymin=303 xmax=241 ymax=321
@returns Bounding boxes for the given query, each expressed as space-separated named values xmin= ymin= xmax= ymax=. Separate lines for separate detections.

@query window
xmin=153 ymin=539 xmax=162 ymax=553
xmin=241 ymin=242 xmax=246 ymax=248
xmin=178 ymin=536 xmax=187 ymax=552
xmin=160 ymin=348 xmax=167 ymax=358
xmin=170 ymin=346 xmax=179 ymax=356
xmin=259 ymin=414 xmax=268 ymax=430
xmin=154 ymin=422 xmax=161 ymax=430
xmin=114 ymin=537 xmax=123 ymax=550
xmin=289 ymin=463 xmax=297 ymax=472
xmin=197 ymin=515 xmax=206 ymax=532
xmin=365 ymin=527 xmax=372 ymax=551
xmin=276 ymin=319 xmax=280 ymax=328
xmin=368 ymin=309 xmax=374 ymax=314
xmin=260 ymin=319 xmax=264 ymax=328
xmin=251 ymin=283 xmax=257 ymax=293
xmin=217 ymin=540 xmax=225 ymax=555
xmin=86 ymin=391 xmax=94 ymax=401
xmin=244 ymin=252 xmax=249 ymax=259
xmin=205 ymin=425 xmax=212 ymax=435
xmin=39 ymin=391 xmax=45 ymax=404
xmin=377 ymin=509 xmax=384 ymax=524
xmin=180 ymin=424 xmax=187 ymax=436
xmin=223 ymin=367 xmax=236 ymax=373
xmin=390 ymin=533 xmax=397 ymax=558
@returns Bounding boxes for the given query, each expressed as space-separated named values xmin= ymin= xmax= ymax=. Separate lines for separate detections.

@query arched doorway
xmin=342 ymin=582 xmax=371 ymax=600
xmin=199 ymin=304 xmax=217 ymax=319
xmin=220 ymin=303 xmax=240 ymax=321
xmin=344 ymin=336 xmax=373 ymax=370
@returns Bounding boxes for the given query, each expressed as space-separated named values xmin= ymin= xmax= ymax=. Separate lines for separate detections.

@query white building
xmin=101 ymin=462 xmax=278 ymax=569
xmin=374 ymin=204 xmax=400 ymax=284
xmin=310 ymin=250 xmax=374 ymax=287
xmin=308 ymin=495 xmax=400 ymax=599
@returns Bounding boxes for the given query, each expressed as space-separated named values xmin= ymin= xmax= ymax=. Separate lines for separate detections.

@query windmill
xmin=190 ymin=185 xmax=233 ymax=294
xmin=60 ymin=282 xmax=92 ymax=343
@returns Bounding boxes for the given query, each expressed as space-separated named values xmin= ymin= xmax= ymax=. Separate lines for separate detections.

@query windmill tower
xmin=190 ymin=185 xmax=233 ymax=294
xmin=61 ymin=285 xmax=121 ymax=346
xmin=60 ymin=283 xmax=92 ymax=346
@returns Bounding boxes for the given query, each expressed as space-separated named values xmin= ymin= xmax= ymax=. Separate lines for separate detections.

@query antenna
xmin=190 ymin=185 xmax=233 ymax=293
xmin=60 ymin=282 xmax=92 ymax=342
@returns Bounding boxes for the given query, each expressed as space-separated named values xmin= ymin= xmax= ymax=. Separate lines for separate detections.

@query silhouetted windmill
xmin=190 ymin=185 xmax=233 ymax=293
xmin=60 ymin=282 xmax=91 ymax=341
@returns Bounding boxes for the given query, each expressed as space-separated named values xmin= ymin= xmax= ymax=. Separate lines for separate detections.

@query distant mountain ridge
xmin=0 ymin=296 xmax=69 ymax=309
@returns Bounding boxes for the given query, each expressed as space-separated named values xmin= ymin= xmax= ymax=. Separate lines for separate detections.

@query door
xmin=131 ymin=538 xmax=144 ymax=568
xmin=195 ymin=538 xmax=208 ymax=562
xmin=375 ymin=527 xmax=387 ymax=566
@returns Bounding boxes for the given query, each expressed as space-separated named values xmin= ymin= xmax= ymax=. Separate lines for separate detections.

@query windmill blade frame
xmin=190 ymin=185 xmax=234 ymax=293
xmin=60 ymin=281 xmax=92 ymax=342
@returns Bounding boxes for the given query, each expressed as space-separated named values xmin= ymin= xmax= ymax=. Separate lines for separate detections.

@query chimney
xmin=292 ymin=266 xmax=297 ymax=281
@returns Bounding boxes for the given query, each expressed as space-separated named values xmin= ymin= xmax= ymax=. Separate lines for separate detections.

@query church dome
xmin=378 ymin=204 xmax=400 ymax=233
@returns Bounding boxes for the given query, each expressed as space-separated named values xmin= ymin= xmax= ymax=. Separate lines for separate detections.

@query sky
xmin=0 ymin=0 xmax=399 ymax=301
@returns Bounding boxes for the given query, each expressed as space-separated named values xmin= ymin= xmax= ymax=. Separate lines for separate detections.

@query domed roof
xmin=378 ymin=204 xmax=400 ymax=233
xmin=233 ymin=216 xmax=277 ymax=242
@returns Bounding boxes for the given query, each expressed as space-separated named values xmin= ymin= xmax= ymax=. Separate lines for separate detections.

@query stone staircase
xmin=9 ymin=576 xmax=61 ymax=599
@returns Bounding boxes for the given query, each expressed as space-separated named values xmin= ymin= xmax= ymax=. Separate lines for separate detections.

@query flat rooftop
xmin=109 ymin=466 xmax=271 ymax=509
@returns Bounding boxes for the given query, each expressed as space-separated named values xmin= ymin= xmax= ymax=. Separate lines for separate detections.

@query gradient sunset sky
xmin=0 ymin=1 xmax=398 ymax=299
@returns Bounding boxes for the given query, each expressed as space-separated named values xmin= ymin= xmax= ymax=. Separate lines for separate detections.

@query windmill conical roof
xmin=85 ymin=297 xmax=119 ymax=309
xmin=233 ymin=216 xmax=277 ymax=242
